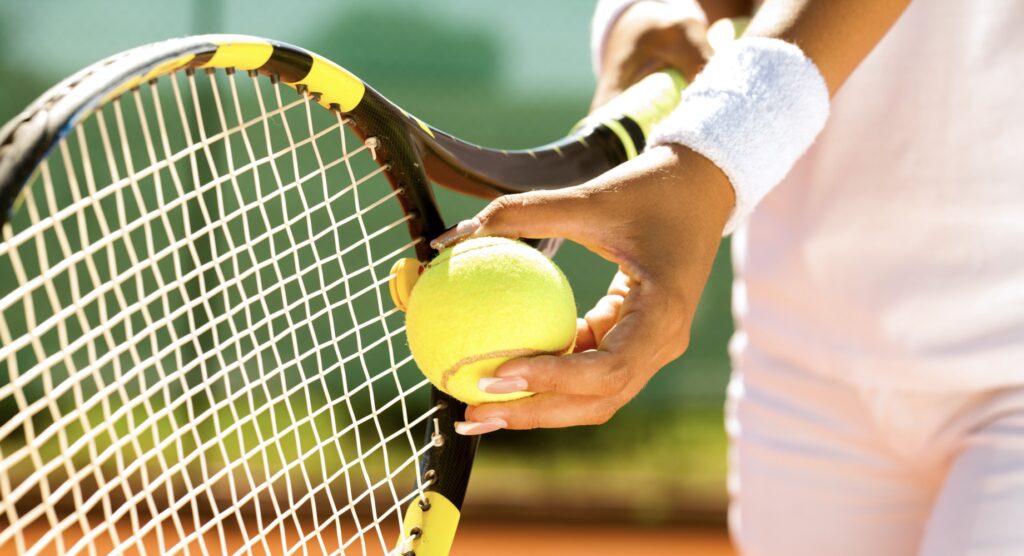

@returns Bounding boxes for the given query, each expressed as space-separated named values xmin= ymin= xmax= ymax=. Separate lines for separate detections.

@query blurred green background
xmin=0 ymin=0 xmax=734 ymax=524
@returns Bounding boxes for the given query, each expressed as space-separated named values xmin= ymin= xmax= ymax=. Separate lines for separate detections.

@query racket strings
xmin=0 ymin=67 xmax=435 ymax=555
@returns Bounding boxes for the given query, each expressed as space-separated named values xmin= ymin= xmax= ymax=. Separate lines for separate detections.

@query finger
xmin=657 ymin=22 xmax=713 ymax=74
xmin=461 ymin=393 xmax=620 ymax=431
xmin=574 ymin=317 xmax=596 ymax=353
xmin=485 ymin=283 xmax=678 ymax=398
xmin=453 ymin=417 xmax=507 ymax=436
xmin=584 ymin=294 xmax=624 ymax=346
xmin=463 ymin=278 xmax=690 ymax=431
xmin=476 ymin=189 xmax=594 ymax=239
xmin=573 ymin=292 xmax=626 ymax=353
xmin=608 ymin=270 xmax=633 ymax=297
xmin=444 ymin=189 xmax=620 ymax=252
xmin=481 ymin=350 xmax=629 ymax=398
xmin=432 ymin=189 xmax=584 ymax=249
xmin=430 ymin=219 xmax=481 ymax=250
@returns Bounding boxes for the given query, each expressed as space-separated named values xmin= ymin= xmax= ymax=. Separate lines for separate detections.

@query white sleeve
xmin=591 ymin=0 xmax=707 ymax=76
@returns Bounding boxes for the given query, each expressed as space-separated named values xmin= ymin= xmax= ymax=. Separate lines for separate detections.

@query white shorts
xmin=727 ymin=342 xmax=1024 ymax=556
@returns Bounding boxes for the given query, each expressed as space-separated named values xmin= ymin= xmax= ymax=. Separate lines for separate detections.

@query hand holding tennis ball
xmin=391 ymin=237 xmax=576 ymax=405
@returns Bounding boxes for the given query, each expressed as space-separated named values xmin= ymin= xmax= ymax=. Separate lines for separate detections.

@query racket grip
xmin=571 ymin=69 xmax=688 ymax=152
xmin=572 ymin=16 xmax=750 ymax=158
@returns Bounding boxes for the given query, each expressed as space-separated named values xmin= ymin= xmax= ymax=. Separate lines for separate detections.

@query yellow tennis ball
xmin=404 ymin=237 xmax=576 ymax=405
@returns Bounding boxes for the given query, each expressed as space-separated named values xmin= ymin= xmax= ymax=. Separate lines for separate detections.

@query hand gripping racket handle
xmin=571 ymin=69 xmax=689 ymax=159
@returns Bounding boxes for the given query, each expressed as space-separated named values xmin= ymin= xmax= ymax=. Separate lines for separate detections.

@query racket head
xmin=0 ymin=35 xmax=467 ymax=556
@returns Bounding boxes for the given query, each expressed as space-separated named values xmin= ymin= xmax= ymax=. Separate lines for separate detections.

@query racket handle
xmin=571 ymin=69 xmax=688 ymax=155
xmin=572 ymin=16 xmax=750 ymax=158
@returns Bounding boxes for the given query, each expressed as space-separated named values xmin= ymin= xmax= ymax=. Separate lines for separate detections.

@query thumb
xmin=431 ymin=188 xmax=595 ymax=250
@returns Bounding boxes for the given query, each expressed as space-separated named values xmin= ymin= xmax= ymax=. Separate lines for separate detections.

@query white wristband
xmin=648 ymin=37 xmax=831 ymax=234
xmin=591 ymin=0 xmax=707 ymax=76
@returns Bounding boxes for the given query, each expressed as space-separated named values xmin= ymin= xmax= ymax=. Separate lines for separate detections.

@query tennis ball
xmin=403 ymin=237 xmax=576 ymax=405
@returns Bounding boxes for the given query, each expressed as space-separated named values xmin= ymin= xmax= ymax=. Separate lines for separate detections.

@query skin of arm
xmin=444 ymin=0 xmax=912 ymax=435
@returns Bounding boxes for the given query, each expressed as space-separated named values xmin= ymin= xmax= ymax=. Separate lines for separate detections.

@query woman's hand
xmin=592 ymin=2 xmax=712 ymax=110
xmin=434 ymin=145 xmax=735 ymax=434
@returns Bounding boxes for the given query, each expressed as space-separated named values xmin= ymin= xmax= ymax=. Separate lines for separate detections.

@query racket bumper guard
xmin=398 ymin=491 xmax=460 ymax=556
xmin=390 ymin=257 xmax=423 ymax=311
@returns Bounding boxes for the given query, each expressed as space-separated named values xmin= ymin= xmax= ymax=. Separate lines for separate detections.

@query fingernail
xmin=430 ymin=219 xmax=480 ymax=250
xmin=478 ymin=376 xmax=528 ymax=394
xmin=495 ymin=362 xmax=528 ymax=378
xmin=455 ymin=417 xmax=507 ymax=436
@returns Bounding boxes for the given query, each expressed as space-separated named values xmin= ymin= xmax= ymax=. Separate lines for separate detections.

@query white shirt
xmin=734 ymin=0 xmax=1024 ymax=390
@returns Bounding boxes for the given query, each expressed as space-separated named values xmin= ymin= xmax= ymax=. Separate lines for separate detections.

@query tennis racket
xmin=0 ymin=34 xmax=693 ymax=556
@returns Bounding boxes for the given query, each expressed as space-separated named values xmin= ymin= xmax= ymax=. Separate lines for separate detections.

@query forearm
xmin=746 ymin=0 xmax=912 ymax=94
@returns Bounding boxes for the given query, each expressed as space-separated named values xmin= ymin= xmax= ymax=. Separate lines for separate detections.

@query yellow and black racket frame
xmin=0 ymin=35 xmax=688 ymax=556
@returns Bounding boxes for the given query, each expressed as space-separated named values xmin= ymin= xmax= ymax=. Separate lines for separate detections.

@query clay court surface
xmin=12 ymin=520 xmax=734 ymax=555
xmin=452 ymin=522 xmax=735 ymax=555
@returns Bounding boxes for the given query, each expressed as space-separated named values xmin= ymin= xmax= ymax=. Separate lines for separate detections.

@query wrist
xmin=659 ymin=144 xmax=736 ymax=233
xmin=648 ymin=37 xmax=830 ymax=234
